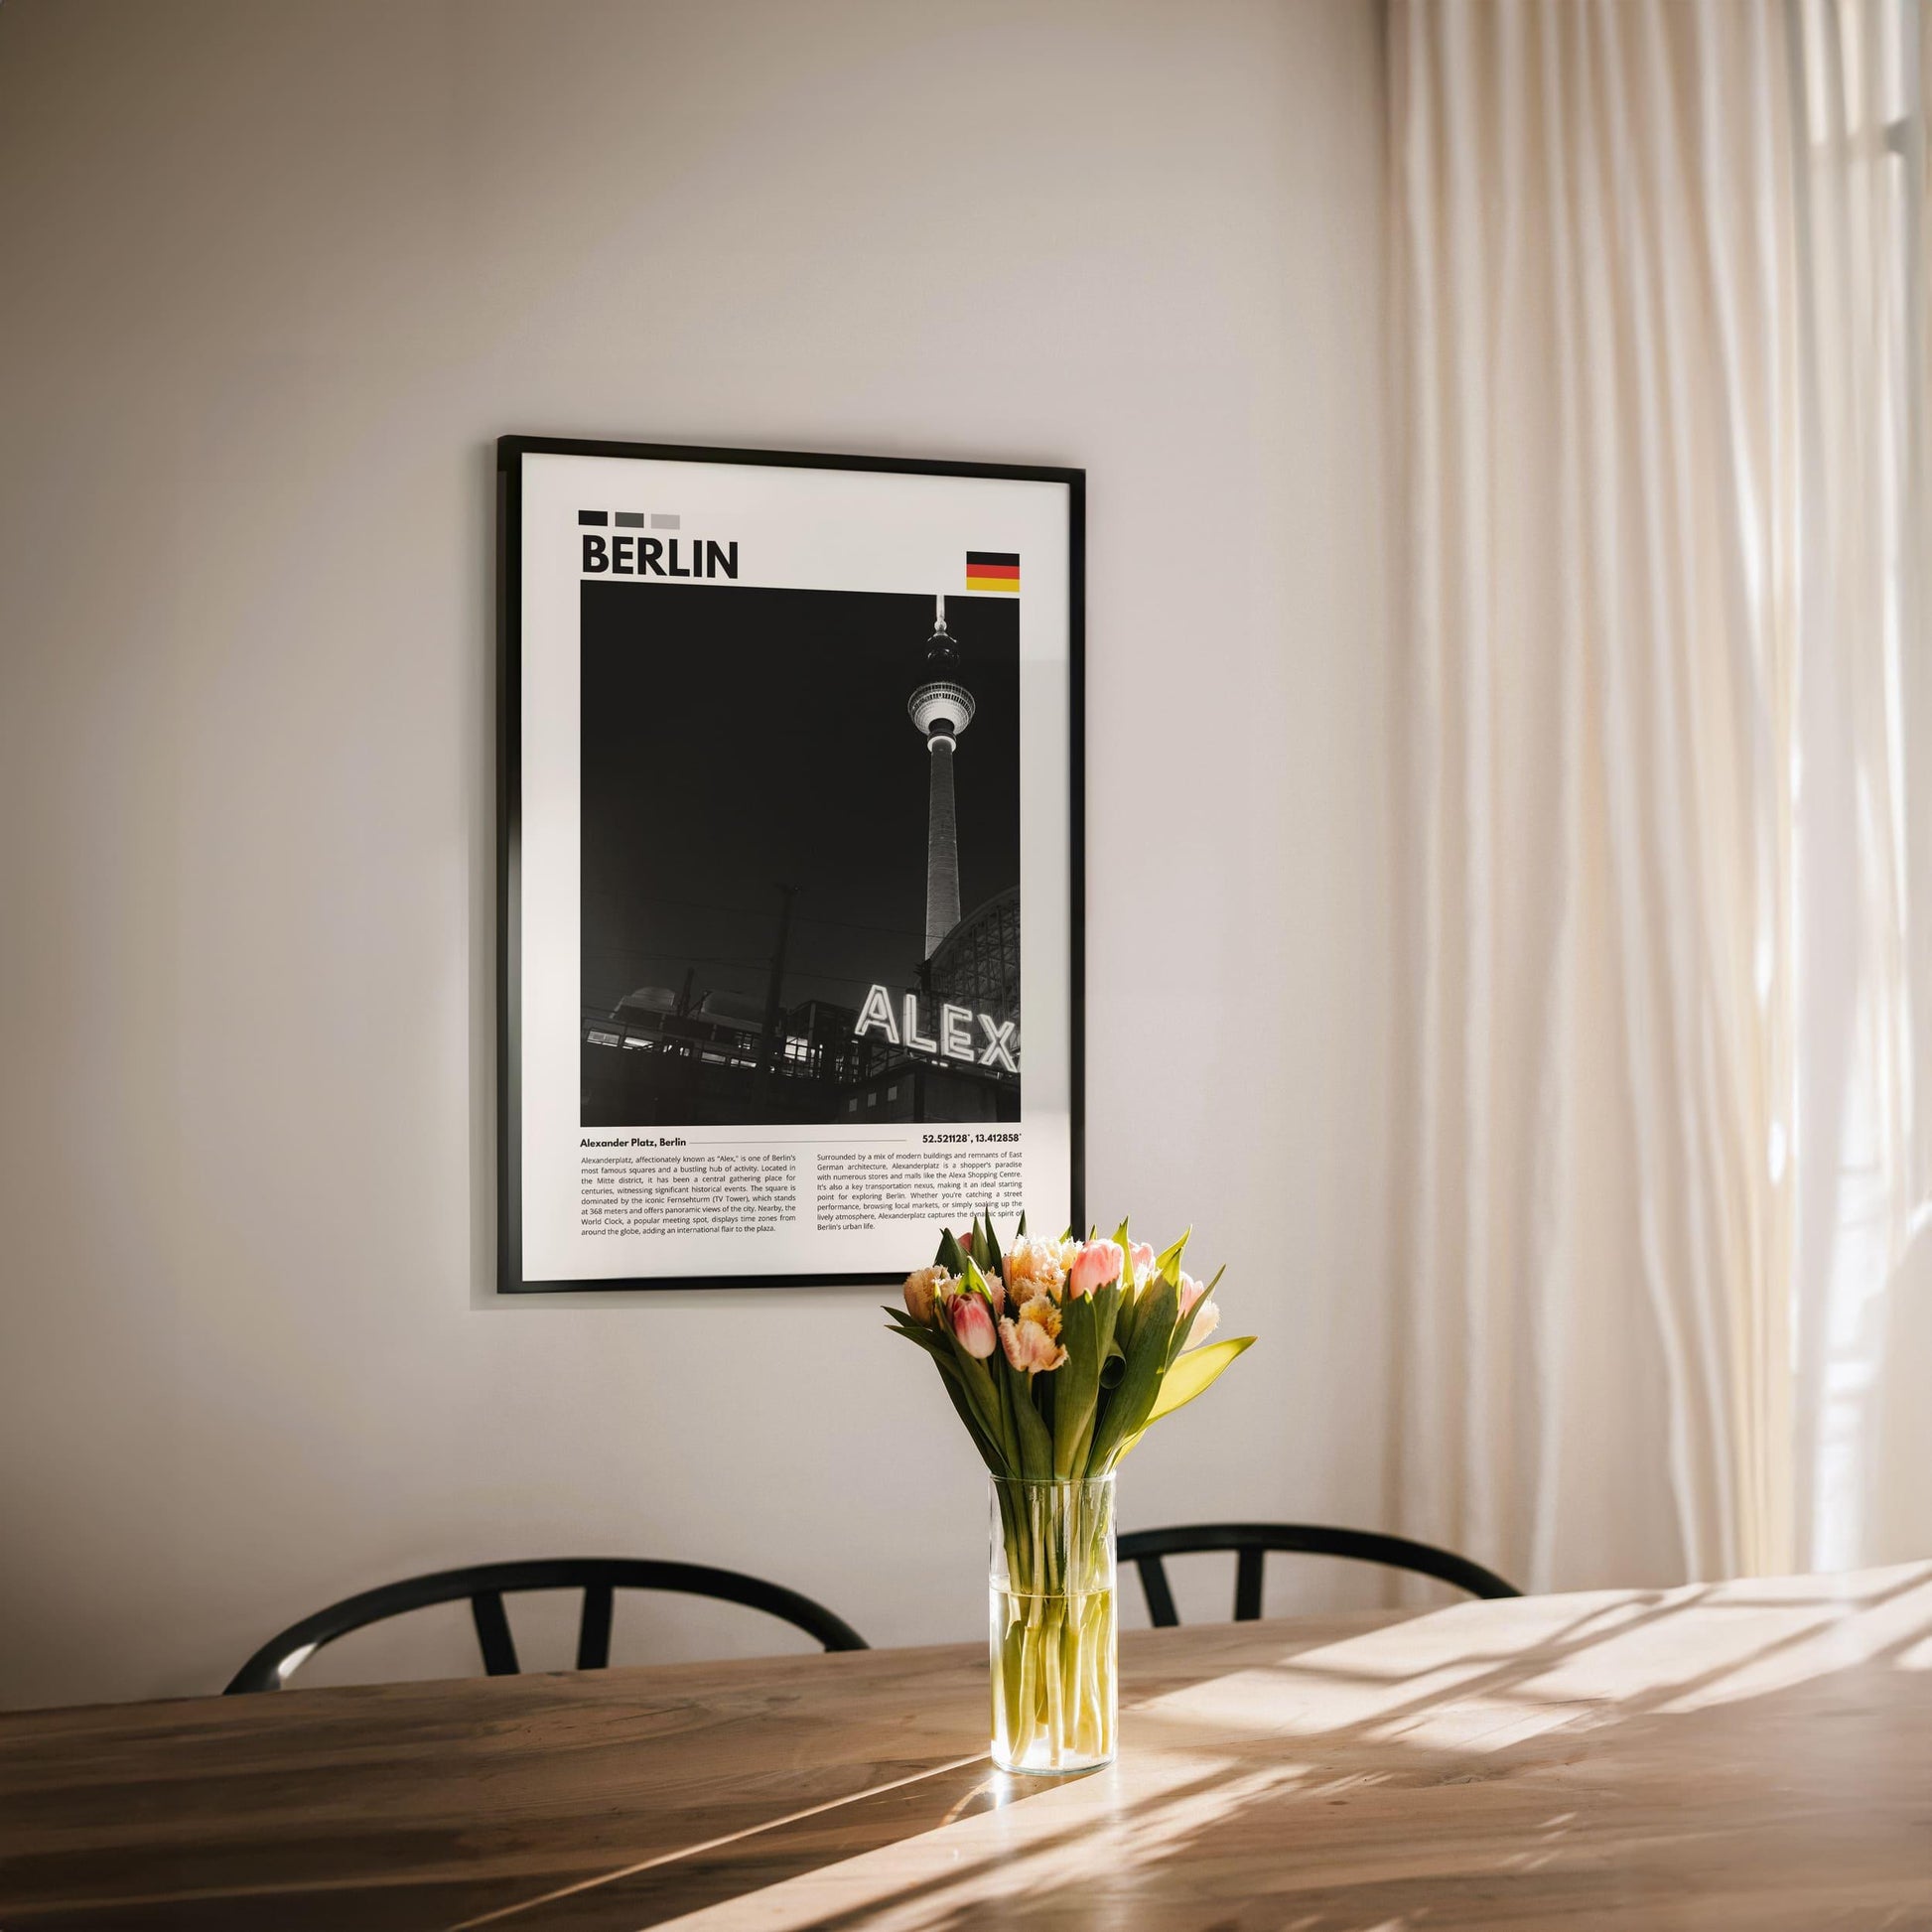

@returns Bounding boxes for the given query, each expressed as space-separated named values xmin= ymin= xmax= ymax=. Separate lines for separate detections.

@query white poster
xmin=499 ymin=438 xmax=1082 ymax=1291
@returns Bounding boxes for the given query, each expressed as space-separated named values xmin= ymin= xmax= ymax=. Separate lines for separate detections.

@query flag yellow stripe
xmin=965 ymin=576 xmax=1020 ymax=592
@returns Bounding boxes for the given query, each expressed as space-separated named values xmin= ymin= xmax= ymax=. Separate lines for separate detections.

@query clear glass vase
xmin=988 ymin=1474 xmax=1117 ymax=1774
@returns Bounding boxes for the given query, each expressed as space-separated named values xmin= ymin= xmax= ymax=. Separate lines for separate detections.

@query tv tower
xmin=907 ymin=595 xmax=976 ymax=958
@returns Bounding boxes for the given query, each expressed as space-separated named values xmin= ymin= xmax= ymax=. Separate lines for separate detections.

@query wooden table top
xmin=3 ymin=1563 xmax=1929 ymax=1930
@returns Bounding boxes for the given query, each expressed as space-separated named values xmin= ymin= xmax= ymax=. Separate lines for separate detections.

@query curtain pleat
xmin=1390 ymin=0 xmax=1923 ymax=1588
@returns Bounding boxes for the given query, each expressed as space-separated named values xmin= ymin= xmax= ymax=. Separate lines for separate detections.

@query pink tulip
xmin=948 ymin=1293 xmax=998 ymax=1359
xmin=1178 ymin=1273 xmax=1220 ymax=1349
xmin=1067 ymin=1239 xmax=1124 ymax=1298
xmin=999 ymin=1313 xmax=1068 ymax=1374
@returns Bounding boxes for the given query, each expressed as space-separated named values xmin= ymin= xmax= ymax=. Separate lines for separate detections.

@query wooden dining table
xmin=2 ymin=1561 xmax=1929 ymax=1930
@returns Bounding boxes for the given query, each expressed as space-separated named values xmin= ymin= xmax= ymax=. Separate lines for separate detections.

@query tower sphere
xmin=908 ymin=611 xmax=976 ymax=746
xmin=911 ymin=598 xmax=974 ymax=957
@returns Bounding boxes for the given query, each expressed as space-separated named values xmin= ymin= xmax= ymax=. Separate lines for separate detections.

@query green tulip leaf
xmin=1085 ymin=1274 xmax=1178 ymax=1472
xmin=1143 ymin=1335 xmax=1255 ymax=1429
xmin=1012 ymin=1375 xmax=1054 ymax=1477
xmin=1051 ymin=1291 xmax=1101 ymax=1477
xmin=979 ymin=1211 xmax=1005 ymax=1285
xmin=1154 ymin=1228 xmax=1191 ymax=1288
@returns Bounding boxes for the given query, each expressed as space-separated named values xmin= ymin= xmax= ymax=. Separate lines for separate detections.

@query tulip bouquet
xmin=888 ymin=1214 xmax=1254 ymax=1773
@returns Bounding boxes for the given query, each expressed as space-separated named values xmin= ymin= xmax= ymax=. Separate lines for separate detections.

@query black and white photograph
xmin=500 ymin=439 xmax=1081 ymax=1292
xmin=579 ymin=582 xmax=1022 ymax=1130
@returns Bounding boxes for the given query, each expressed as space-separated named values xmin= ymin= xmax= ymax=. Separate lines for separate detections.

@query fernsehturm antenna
xmin=907 ymin=594 xmax=977 ymax=958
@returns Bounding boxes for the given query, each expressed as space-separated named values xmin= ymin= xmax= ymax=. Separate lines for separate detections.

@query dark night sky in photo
xmin=581 ymin=581 xmax=1021 ymax=1020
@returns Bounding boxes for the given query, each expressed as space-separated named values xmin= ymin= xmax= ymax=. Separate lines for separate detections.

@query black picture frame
xmin=496 ymin=435 xmax=1085 ymax=1293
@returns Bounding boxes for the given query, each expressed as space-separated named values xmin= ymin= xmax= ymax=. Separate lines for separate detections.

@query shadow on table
xmin=505 ymin=1567 xmax=1932 ymax=1932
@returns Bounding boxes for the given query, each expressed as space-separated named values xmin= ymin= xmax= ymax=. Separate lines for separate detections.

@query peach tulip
xmin=999 ymin=1311 xmax=1068 ymax=1373
xmin=1017 ymin=1293 xmax=1061 ymax=1337
xmin=1002 ymin=1235 xmax=1064 ymax=1305
xmin=902 ymin=1264 xmax=954 ymax=1326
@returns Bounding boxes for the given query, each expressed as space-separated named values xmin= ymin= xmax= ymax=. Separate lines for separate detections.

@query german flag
xmin=965 ymin=550 xmax=1020 ymax=594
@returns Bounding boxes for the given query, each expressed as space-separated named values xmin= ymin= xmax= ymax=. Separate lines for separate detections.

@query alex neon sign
xmin=853 ymin=986 xmax=1019 ymax=1074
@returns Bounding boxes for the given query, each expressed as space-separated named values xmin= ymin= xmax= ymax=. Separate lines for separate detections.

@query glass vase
xmin=988 ymin=1474 xmax=1117 ymax=1774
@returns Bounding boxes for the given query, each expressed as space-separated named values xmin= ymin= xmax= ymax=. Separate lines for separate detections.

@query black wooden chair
xmin=1117 ymin=1523 xmax=1519 ymax=1627
xmin=224 ymin=1558 xmax=869 ymax=1693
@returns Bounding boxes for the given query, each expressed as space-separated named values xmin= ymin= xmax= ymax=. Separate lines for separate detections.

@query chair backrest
xmin=224 ymin=1557 xmax=868 ymax=1693
xmin=1116 ymin=1523 xmax=1519 ymax=1627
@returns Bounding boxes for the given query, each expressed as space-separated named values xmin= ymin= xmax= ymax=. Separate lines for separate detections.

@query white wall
xmin=0 ymin=0 xmax=1389 ymax=1709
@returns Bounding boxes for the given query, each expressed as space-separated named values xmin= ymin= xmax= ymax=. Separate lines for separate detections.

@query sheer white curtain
xmin=1388 ymin=0 xmax=1928 ymax=1590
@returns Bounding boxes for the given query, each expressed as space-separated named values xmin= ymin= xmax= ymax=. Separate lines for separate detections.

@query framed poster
xmin=497 ymin=436 xmax=1084 ymax=1293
